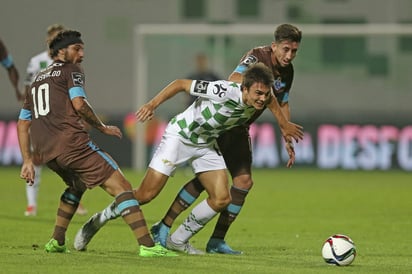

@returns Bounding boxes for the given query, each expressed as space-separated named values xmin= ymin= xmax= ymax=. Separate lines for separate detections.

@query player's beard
xmin=63 ymin=50 xmax=81 ymax=64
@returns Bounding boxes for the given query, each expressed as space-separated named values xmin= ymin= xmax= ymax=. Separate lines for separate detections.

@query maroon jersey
xmin=233 ymin=45 xmax=294 ymax=124
xmin=0 ymin=39 xmax=13 ymax=68
xmin=0 ymin=39 xmax=8 ymax=62
xmin=22 ymin=61 xmax=89 ymax=165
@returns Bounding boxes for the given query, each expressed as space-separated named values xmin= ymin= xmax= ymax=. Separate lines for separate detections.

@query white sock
xmin=171 ymin=199 xmax=217 ymax=244
xmin=26 ymin=165 xmax=42 ymax=207
xmin=99 ymin=200 xmax=120 ymax=224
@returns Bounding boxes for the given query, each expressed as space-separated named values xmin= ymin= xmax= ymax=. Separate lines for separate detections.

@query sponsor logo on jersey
xmin=212 ymin=83 xmax=227 ymax=98
xmin=72 ymin=72 xmax=84 ymax=86
xmin=273 ymin=77 xmax=286 ymax=91
xmin=241 ymin=55 xmax=258 ymax=66
xmin=193 ymin=80 xmax=209 ymax=94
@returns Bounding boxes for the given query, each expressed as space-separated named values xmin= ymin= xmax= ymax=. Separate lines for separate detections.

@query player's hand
xmin=280 ymin=121 xmax=303 ymax=143
xmin=101 ymin=125 xmax=122 ymax=139
xmin=135 ymin=103 xmax=155 ymax=122
xmin=20 ymin=161 xmax=35 ymax=186
xmin=285 ymin=141 xmax=295 ymax=168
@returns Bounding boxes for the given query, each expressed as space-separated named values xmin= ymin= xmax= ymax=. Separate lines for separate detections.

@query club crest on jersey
xmin=193 ymin=80 xmax=209 ymax=94
xmin=71 ymin=72 xmax=84 ymax=86
xmin=273 ymin=77 xmax=286 ymax=91
xmin=241 ymin=55 xmax=258 ymax=66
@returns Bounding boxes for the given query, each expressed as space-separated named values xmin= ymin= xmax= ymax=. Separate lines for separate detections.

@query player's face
xmin=243 ymin=82 xmax=272 ymax=109
xmin=64 ymin=43 xmax=84 ymax=64
xmin=271 ymin=40 xmax=299 ymax=67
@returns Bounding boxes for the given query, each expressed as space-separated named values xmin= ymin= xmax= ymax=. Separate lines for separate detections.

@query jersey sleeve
xmin=0 ymin=40 xmax=11 ymax=68
xmin=189 ymin=80 xmax=235 ymax=102
xmin=1 ymin=54 xmax=13 ymax=69
xmin=65 ymin=64 xmax=87 ymax=99
xmin=18 ymin=95 xmax=33 ymax=121
xmin=232 ymin=50 xmax=258 ymax=74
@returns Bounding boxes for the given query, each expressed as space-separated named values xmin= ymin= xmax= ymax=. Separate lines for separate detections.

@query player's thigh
xmin=46 ymin=159 xmax=87 ymax=193
xmin=100 ymin=170 xmax=132 ymax=197
xmin=191 ymin=142 xmax=227 ymax=174
xmin=53 ymin=142 xmax=120 ymax=189
xmin=217 ymin=126 xmax=252 ymax=177
xmin=133 ymin=167 xmax=169 ymax=204
xmin=197 ymin=169 xmax=229 ymax=200
xmin=149 ymin=133 xmax=192 ymax=176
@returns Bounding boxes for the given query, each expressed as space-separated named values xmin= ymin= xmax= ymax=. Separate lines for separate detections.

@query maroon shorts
xmin=46 ymin=141 xmax=118 ymax=190
xmin=217 ymin=126 xmax=252 ymax=178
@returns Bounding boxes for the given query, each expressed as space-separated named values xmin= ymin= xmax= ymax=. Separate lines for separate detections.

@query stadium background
xmin=0 ymin=0 xmax=411 ymax=170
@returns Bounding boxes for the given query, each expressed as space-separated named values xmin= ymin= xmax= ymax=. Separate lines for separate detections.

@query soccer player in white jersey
xmin=23 ymin=24 xmax=87 ymax=217
xmin=74 ymin=62 xmax=304 ymax=254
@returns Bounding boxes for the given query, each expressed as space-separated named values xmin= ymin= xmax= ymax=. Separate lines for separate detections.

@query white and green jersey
xmin=24 ymin=51 xmax=52 ymax=85
xmin=166 ymin=80 xmax=256 ymax=145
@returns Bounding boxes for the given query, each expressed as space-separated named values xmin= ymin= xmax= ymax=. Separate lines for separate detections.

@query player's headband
xmin=51 ymin=36 xmax=83 ymax=51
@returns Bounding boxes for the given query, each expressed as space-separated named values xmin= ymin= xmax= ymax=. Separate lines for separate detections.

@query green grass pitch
xmin=1 ymin=166 xmax=411 ymax=273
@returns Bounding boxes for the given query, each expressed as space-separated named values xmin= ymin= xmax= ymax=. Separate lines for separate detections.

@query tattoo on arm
xmin=77 ymin=100 xmax=105 ymax=131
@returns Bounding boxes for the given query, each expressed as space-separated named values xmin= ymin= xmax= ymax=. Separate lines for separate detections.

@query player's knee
xmin=61 ymin=188 xmax=83 ymax=207
xmin=210 ymin=195 xmax=231 ymax=211
xmin=232 ymin=174 xmax=253 ymax=190
xmin=133 ymin=188 xmax=156 ymax=205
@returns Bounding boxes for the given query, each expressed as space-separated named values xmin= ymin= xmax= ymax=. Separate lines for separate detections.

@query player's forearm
xmin=75 ymin=99 xmax=106 ymax=132
xmin=17 ymin=120 xmax=33 ymax=162
xmin=280 ymin=102 xmax=291 ymax=121
xmin=148 ymin=79 xmax=191 ymax=109
xmin=8 ymin=65 xmax=19 ymax=89
xmin=268 ymin=98 xmax=289 ymax=126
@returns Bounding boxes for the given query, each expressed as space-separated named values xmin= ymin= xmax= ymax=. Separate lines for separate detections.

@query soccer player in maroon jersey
xmin=74 ymin=24 xmax=304 ymax=255
xmin=22 ymin=24 xmax=88 ymax=217
xmin=150 ymin=23 xmax=303 ymax=254
xmin=17 ymin=30 xmax=176 ymax=257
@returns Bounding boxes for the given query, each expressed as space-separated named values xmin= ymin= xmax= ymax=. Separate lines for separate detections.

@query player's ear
xmin=57 ymin=48 xmax=67 ymax=58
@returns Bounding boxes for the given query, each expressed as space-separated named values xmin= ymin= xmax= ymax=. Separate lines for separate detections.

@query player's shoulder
xmin=211 ymin=79 xmax=237 ymax=89
xmin=221 ymin=81 xmax=242 ymax=98
xmin=59 ymin=62 xmax=84 ymax=73
xmin=240 ymin=45 xmax=271 ymax=66
xmin=249 ymin=45 xmax=271 ymax=55
xmin=197 ymin=79 xmax=239 ymax=95
xmin=226 ymin=81 xmax=241 ymax=89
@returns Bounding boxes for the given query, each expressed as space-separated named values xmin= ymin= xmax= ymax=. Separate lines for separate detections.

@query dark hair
xmin=274 ymin=24 xmax=302 ymax=43
xmin=242 ymin=62 xmax=274 ymax=89
xmin=48 ymin=30 xmax=83 ymax=58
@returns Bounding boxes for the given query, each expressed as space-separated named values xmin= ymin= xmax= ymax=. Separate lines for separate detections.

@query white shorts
xmin=149 ymin=132 xmax=226 ymax=177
